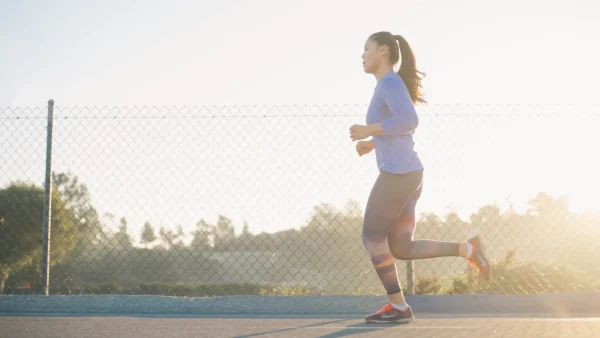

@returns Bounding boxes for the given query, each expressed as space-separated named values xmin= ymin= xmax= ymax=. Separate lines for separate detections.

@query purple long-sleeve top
xmin=366 ymin=70 xmax=424 ymax=174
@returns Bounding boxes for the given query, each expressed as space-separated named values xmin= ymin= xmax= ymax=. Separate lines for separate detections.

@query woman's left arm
xmin=368 ymin=77 xmax=419 ymax=136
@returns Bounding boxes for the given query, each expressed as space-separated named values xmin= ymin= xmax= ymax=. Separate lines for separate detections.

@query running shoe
xmin=467 ymin=235 xmax=491 ymax=280
xmin=365 ymin=303 xmax=414 ymax=323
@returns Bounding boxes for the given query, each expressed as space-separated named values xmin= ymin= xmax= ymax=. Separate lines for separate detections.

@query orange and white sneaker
xmin=467 ymin=235 xmax=491 ymax=281
xmin=365 ymin=303 xmax=415 ymax=323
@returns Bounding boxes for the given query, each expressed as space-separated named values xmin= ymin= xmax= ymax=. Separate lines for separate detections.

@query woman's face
xmin=362 ymin=38 xmax=385 ymax=74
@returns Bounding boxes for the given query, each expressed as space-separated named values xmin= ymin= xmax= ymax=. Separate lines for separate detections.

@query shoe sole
xmin=365 ymin=317 xmax=414 ymax=324
xmin=473 ymin=235 xmax=492 ymax=281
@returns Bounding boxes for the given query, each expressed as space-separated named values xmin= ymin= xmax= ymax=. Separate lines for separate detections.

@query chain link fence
xmin=1 ymin=102 xmax=600 ymax=296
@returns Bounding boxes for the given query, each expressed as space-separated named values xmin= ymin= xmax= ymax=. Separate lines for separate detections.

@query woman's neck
xmin=374 ymin=65 xmax=394 ymax=83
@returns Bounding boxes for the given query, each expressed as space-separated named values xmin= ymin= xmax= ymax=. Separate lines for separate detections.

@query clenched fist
xmin=349 ymin=124 xmax=373 ymax=141
xmin=356 ymin=140 xmax=375 ymax=156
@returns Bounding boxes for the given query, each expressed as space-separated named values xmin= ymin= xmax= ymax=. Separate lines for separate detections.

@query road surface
xmin=2 ymin=314 xmax=599 ymax=338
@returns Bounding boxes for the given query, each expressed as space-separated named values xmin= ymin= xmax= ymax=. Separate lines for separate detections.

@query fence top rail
xmin=2 ymin=103 xmax=599 ymax=119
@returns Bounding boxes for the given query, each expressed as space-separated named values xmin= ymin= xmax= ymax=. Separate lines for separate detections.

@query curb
xmin=1 ymin=293 xmax=599 ymax=316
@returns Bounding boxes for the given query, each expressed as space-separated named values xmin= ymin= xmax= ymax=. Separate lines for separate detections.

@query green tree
xmin=191 ymin=219 xmax=213 ymax=250
xmin=527 ymin=192 xmax=569 ymax=217
xmin=110 ymin=217 xmax=133 ymax=250
xmin=242 ymin=221 xmax=250 ymax=236
xmin=140 ymin=221 xmax=157 ymax=248
xmin=0 ymin=182 xmax=78 ymax=294
xmin=53 ymin=172 xmax=107 ymax=249
xmin=214 ymin=216 xmax=235 ymax=251
xmin=159 ymin=226 xmax=185 ymax=250
xmin=441 ymin=212 xmax=468 ymax=241
xmin=416 ymin=212 xmax=444 ymax=239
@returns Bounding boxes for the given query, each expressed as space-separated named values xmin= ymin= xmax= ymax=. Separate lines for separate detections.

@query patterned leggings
xmin=362 ymin=169 xmax=461 ymax=295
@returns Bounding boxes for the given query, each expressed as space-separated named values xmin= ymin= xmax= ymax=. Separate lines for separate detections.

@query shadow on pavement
xmin=232 ymin=319 xmax=409 ymax=338
xmin=231 ymin=319 xmax=348 ymax=338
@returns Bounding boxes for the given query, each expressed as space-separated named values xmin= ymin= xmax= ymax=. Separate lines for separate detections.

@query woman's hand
xmin=356 ymin=140 xmax=375 ymax=156
xmin=349 ymin=124 xmax=375 ymax=141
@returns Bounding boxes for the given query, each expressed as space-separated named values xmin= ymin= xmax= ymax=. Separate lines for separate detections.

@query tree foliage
xmin=0 ymin=181 xmax=78 ymax=293
xmin=4 ymin=174 xmax=600 ymax=296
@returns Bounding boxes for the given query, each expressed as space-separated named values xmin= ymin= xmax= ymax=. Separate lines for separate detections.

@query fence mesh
xmin=1 ymin=104 xmax=599 ymax=296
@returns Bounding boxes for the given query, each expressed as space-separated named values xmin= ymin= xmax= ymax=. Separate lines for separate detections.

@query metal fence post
xmin=406 ymin=260 xmax=415 ymax=295
xmin=42 ymin=99 xmax=54 ymax=296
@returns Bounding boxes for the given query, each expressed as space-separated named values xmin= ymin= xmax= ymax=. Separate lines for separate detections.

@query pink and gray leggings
xmin=361 ymin=169 xmax=461 ymax=295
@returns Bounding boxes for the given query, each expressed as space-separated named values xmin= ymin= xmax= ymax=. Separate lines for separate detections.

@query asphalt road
xmin=2 ymin=314 xmax=600 ymax=338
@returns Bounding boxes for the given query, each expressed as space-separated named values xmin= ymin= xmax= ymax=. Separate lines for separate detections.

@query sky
xmin=1 ymin=0 xmax=599 ymax=241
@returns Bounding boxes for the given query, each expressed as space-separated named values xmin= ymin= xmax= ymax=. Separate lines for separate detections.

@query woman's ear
xmin=378 ymin=44 xmax=389 ymax=58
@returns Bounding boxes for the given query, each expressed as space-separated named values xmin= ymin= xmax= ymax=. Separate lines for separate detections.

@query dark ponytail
xmin=393 ymin=35 xmax=426 ymax=105
xmin=368 ymin=31 xmax=426 ymax=105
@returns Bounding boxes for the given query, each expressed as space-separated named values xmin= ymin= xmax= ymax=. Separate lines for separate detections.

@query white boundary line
xmin=302 ymin=326 xmax=479 ymax=330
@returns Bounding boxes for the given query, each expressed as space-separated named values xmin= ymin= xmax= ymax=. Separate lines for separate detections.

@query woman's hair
xmin=369 ymin=31 xmax=426 ymax=105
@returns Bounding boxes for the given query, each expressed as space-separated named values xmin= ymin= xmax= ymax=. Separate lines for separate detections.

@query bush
xmin=414 ymin=276 xmax=442 ymax=295
xmin=5 ymin=250 xmax=599 ymax=297
xmin=444 ymin=249 xmax=600 ymax=295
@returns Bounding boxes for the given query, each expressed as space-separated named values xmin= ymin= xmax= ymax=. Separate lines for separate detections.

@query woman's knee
xmin=362 ymin=232 xmax=386 ymax=256
xmin=388 ymin=232 xmax=414 ymax=260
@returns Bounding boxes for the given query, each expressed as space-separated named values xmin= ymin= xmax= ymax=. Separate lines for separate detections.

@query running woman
xmin=349 ymin=31 xmax=491 ymax=324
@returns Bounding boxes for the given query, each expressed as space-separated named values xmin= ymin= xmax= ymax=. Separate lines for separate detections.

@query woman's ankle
xmin=387 ymin=291 xmax=408 ymax=307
